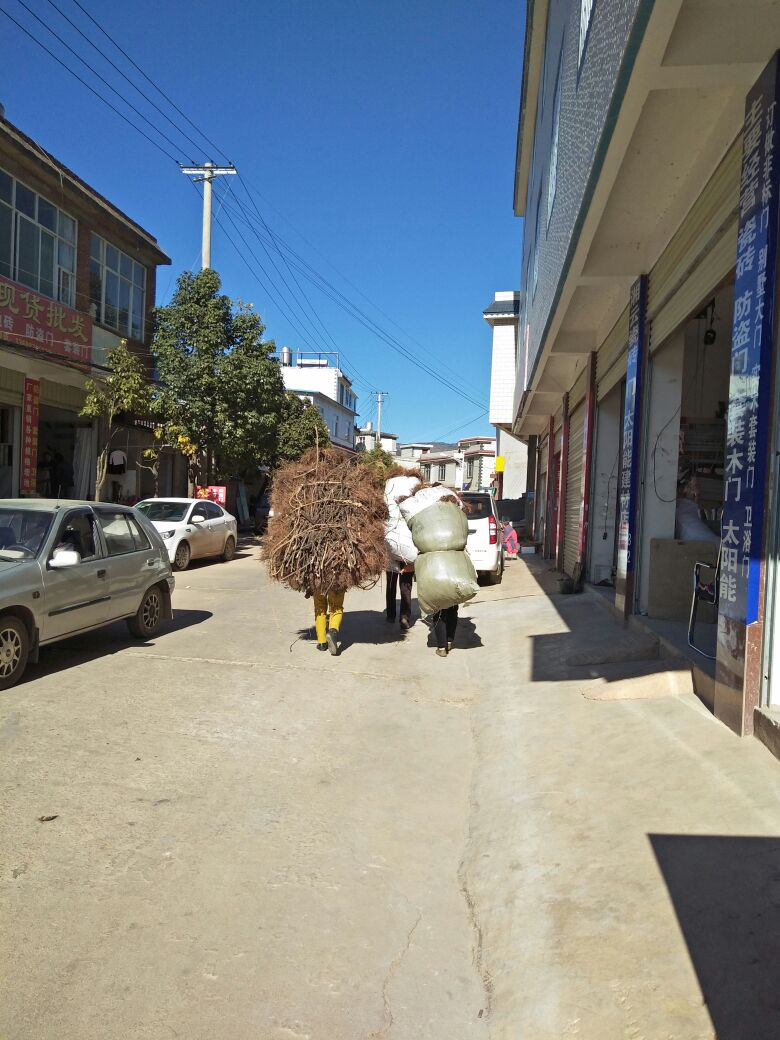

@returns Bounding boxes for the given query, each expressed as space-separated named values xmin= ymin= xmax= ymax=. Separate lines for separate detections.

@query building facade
xmin=509 ymin=1 xmax=780 ymax=744
xmin=355 ymin=423 xmax=398 ymax=454
xmin=0 ymin=111 xmax=170 ymax=502
xmin=280 ymin=351 xmax=357 ymax=452
xmin=418 ymin=437 xmax=497 ymax=492
xmin=484 ymin=290 xmax=529 ymax=498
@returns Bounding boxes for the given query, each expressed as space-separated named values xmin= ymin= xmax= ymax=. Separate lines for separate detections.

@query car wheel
xmin=486 ymin=558 xmax=504 ymax=586
xmin=173 ymin=540 xmax=191 ymax=571
xmin=222 ymin=535 xmax=236 ymax=562
xmin=127 ymin=585 xmax=164 ymax=640
xmin=0 ymin=615 xmax=30 ymax=690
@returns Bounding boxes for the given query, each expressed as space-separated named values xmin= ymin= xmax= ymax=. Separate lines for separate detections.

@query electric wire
xmin=6 ymin=1 xmax=486 ymax=411
xmin=218 ymin=192 xmax=488 ymax=408
xmin=43 ymin=0 xmax=211 ymax=164
xmin=0 ymin=3 xmax=182 ymax=165
xmin=225 ymin=180 xmax=374 ymax=393
xmin=68 ymin=0 xmax=232 ymax=164
xmin=12 ymin=0 xmax=193 ymax=163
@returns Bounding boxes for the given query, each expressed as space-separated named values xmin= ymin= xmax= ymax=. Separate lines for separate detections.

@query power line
xmin=216 ymin=193 xmax=487 ymax=409
xmin=12 ymin=0 xmax=192 ymax=163
xmin=225 ymin=181 xmax=375 ymax=392
xmin=68 ymin=0 xmax=232 ymax=164
xmin=431 ymin=410 xmax=489 ymax=442
xmin=43 ymin=0 xmax=211 ymax=164
xmin=10 ymin=2 xmax=486 ymax=410
xmin=0 ymin=3 xmax=182 ymax=165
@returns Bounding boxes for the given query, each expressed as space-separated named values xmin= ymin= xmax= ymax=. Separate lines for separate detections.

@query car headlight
xmin=160 ymin=530 xmax=175 ymax=539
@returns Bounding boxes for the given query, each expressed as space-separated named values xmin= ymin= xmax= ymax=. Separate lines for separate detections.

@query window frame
xmin=437 ymin=463 xmax=447 ymax=481
xmin=0 ymin=166 xmax=77 ymax=307
xmin=89 ymin=232 xmax=147 ymax=341
xmin=95 ymin=509 xmax=149 ymax=557
xmin=547 ymin=51 xmax=563 ymax=228
xmin=578 ymin=0 xmax=595 ymax=68
xmin=49 ymin=509 xmax=101 ymax=565
xmin=466 ymin=459 xmax=475 ymax=480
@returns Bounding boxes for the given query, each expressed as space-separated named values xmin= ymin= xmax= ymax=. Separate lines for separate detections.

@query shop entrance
xmin=37 ymin=404 xmax=95 ymax=499
xmin=0 ymin=405 xmax=19 ymax=497
xmin=637 ymin=280 xmax=733 ymax=640
xmin=587 ymin=380 xmax=623 ymax=586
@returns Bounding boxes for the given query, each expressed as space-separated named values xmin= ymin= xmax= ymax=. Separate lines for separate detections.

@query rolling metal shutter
xmin=40 ymin=379 xmax=86 ymax=411
xmin=0 ymin=366 xmax=24 ymax=407
xmin=563 ymin=403 xmax=585 ymax=577
xmin=596 ymin=308 xmax=629 ymax=402
xmin=536 ymin=436 xmax=548 ymax=540
xmin=647 ymin=135 xmax=741 ymax=351
xmin=538 ymin=435 xmax=548 ymax=475
xmin=569 ymin=365 xmax=588 ymax=412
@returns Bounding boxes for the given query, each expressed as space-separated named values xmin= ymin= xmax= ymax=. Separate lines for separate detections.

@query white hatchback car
xmin=136 ymin=498 xmax=238 ymax=571
xmin=462 ymin=491 xmax=504 ymax=585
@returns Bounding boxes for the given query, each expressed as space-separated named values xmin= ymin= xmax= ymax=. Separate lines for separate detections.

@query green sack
xmin=415 ymin=550 xmax=479 ymax=615
xmin=408 ymin=501 xmax=469 ymax=553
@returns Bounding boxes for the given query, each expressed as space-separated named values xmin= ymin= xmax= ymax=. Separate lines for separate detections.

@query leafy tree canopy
xmin=276 ymin=392 xmax=331 ymax=465
xmin=152 ymin=269 xmax=285 ymax=482
xmin=355 ymin=444 xmax=395 ymax=486
xmin=80 ymin=341 xmax=151 ymax=500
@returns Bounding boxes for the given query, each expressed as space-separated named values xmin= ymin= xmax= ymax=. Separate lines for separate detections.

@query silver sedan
xmin=0 ymin=500 xmax=174 ymax=690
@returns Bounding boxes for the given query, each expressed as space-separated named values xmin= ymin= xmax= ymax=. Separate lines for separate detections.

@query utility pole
xmin=180 ymin=162 xmax=237 ymax=269
xmin=374 ymin=391 xmax=388 ymax=447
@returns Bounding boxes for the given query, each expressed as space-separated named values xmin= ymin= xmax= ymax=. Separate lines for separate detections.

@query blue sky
xmin=1 ymin=0 xmax=525 ymax=442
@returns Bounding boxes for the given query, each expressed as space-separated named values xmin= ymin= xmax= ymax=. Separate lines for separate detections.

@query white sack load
xmin=384 ymin=475 xmax=421 ymax=519
xmin=408 ymin=500 xmax=469 ymax=554
xmin=415 ymin=550 xmax=479 ymax=616
xmin=384 ymin=515 xmax=418 ymax=567
xmin=399 ymin=484 xmax=461 ymax=523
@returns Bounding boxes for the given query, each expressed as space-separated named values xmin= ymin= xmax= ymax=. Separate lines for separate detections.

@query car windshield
xmin=137 ymin=501 xmax=189 ymax=523
xmin=463 ymin=495 xmax=493 ymax=520
xmin=0 ymin=507 xmax=53 ymax=560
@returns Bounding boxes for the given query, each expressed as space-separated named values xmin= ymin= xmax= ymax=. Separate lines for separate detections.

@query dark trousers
xmin=386 ymin=570 xmax=413 ymax=619
xmin=433 ymin=605 xmax=458 ymax=648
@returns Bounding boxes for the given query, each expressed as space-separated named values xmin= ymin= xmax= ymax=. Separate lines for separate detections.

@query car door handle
xmin=97 ymin=569 xmax=107 ymax=579
xmin=146 ymin=558 xmax=156 ymax=566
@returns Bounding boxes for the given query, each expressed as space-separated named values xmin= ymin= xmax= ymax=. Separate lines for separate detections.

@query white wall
xmin=489 ymin=321 xmax=518 ymax=426
xmin=496 ymin=428 xmax=527 ymax=497
xmin=638 ymin=330 xmax=684 ymax=614
xmin=588 ymin=381 xmax=622 ymax=584
xmin=282 ymin=365 xmax=338 ymax=400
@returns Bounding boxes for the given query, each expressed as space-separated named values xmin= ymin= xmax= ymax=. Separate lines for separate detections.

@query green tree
xmin=355 ymin=444 xmax=395 ymax=486
xmin=276 ymin=392 xmax=331 ymax=464
xmin=152 ymin=269 xmax=285 ymax=483
xmin=80 ymin=342 xmax=152 ymax=501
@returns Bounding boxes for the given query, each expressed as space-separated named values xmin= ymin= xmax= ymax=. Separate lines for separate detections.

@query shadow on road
xmin=19 ymin=609 xmax=213 ymax=686
xmin=423 ymin=613 xmax=484 ymax=651
xmin=649 ymin=834 xmax=780 ymax=1039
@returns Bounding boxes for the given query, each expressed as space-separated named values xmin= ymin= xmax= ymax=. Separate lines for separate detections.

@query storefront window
xmin=0 ymin=168 xmax=76 ymax=306
xmin=90 ymin=233 xmax=146 ymax=340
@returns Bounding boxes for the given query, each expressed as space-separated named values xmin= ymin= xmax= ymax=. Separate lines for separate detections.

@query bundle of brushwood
xmin=264 ymin=446 xmax=389 ymax=594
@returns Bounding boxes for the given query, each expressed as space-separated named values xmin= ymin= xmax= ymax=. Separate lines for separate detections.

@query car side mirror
xmin=49 ymin=550 xmax=81 ymax=569
xmin=191 ymin=515 xmax=204 ymax=524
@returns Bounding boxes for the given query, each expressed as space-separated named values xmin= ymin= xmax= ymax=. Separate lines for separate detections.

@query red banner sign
xmin=21 ymin=377 xmax=40 ymax=495
xmin=0 ymin=274 xmax=92 ymax=365
xmin=195 ymin=485 xmax=227 ymax=505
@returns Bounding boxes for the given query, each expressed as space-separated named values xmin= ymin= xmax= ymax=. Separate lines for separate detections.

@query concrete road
xmin=0 ymin=540 xmax=490 ymax=1040
xmin=3 ymin=543 xmax=780 ymax=1039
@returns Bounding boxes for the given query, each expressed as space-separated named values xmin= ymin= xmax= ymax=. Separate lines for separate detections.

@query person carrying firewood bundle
xmin=309 ymin=589 xmax=345 ymax=655
xmin=264 ymin=445 xmax=389 ymax=657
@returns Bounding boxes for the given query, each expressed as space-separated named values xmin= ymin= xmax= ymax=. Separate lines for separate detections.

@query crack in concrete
xmin=458 ymin=857 xmax=494 ymax=1023
xmin=368 ymin=911 xmax=422 ymax=1039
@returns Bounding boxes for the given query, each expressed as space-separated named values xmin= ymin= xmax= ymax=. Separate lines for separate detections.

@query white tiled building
xmin=280 ymin=350 xmax=357 ymax=452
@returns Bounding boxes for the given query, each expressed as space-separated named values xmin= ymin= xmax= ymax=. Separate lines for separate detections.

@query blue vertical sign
xmin=720 ymin=53 xmax=780 ymax=625
xmin=616 ymin=275 xmax=647 ymax=599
